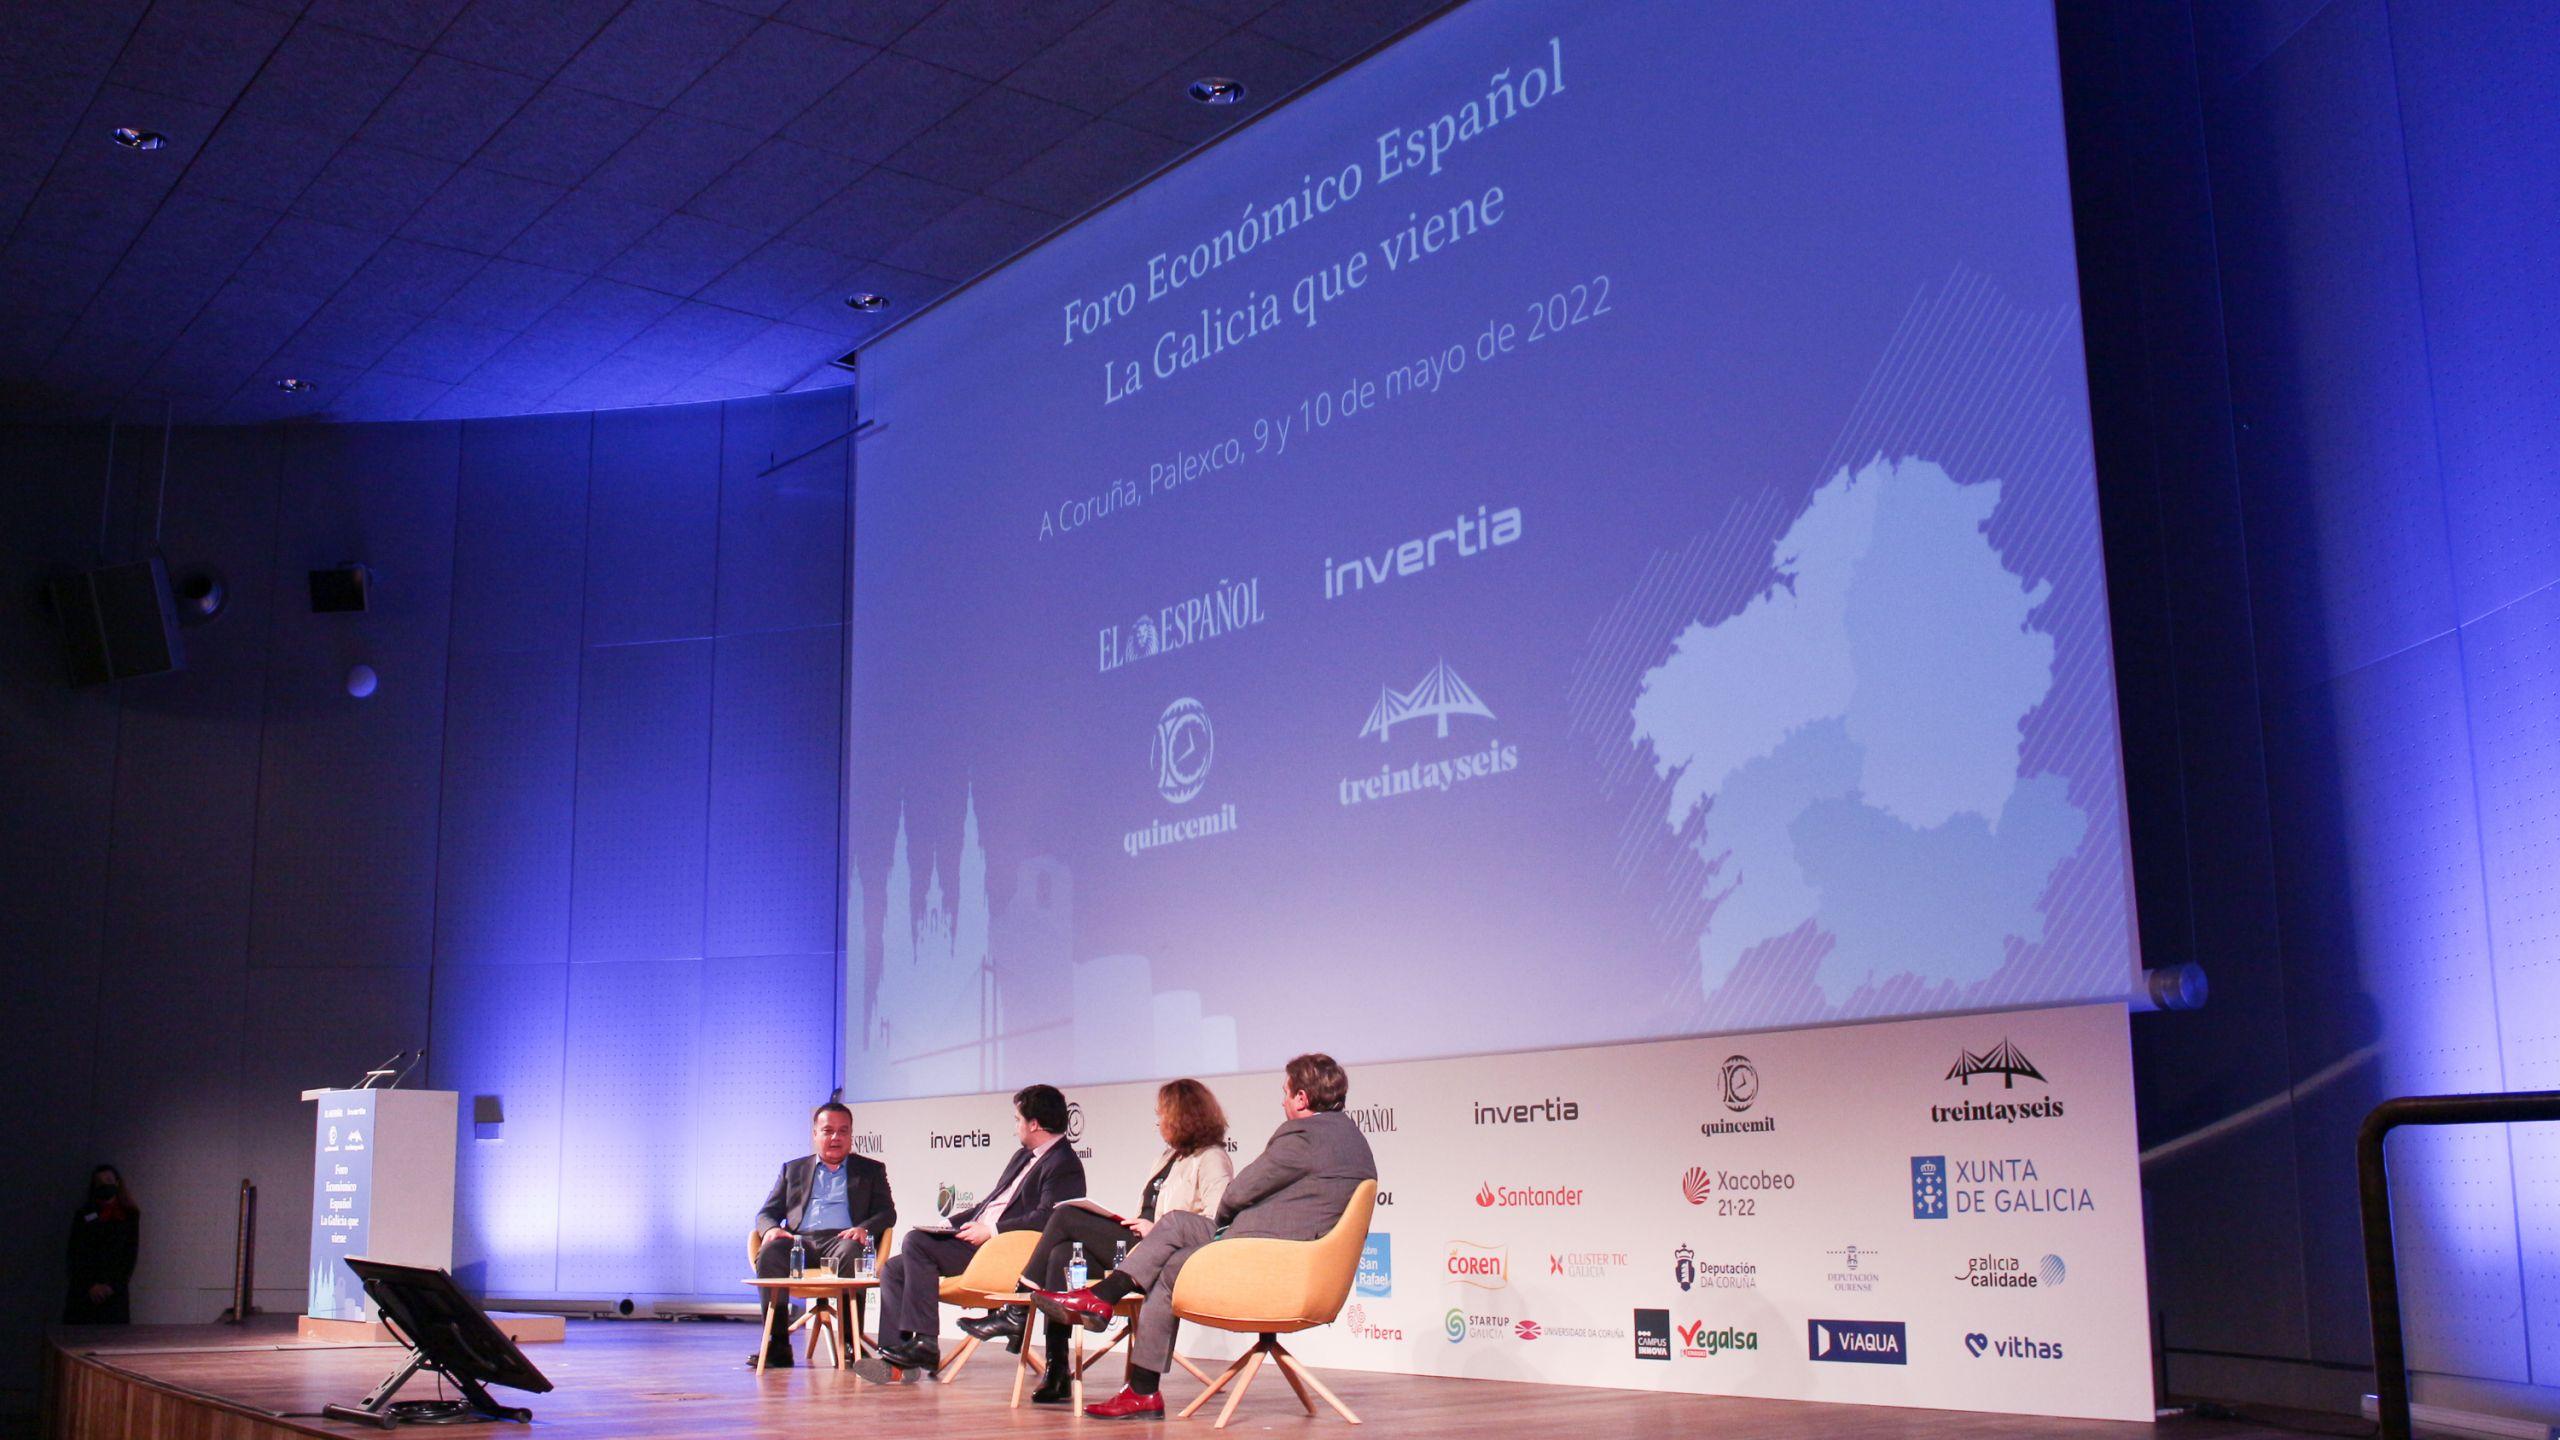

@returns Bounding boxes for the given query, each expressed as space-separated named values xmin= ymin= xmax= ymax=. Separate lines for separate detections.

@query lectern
xmin=300 ymin=1087 xmax=456 ymax=1337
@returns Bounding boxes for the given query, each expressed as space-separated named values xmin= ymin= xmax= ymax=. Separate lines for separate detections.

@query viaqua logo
xmin=1808 ymin=1319 xmax=1908 ymax=1365
xmin=1677 ymin=1321 xmax=1759 ymax=1358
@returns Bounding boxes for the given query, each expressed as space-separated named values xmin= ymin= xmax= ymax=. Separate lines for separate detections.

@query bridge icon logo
xmin=1360 ymin=659 xmax=1494 ymax=742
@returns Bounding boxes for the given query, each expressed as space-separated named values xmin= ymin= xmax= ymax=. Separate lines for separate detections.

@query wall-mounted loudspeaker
xmin=308 ymin=563 xmax=370 ymax=613
xmin=173 ymin=566 xmax=226 ymax=623
xmin=46 ymin=557 xmax=183 ymax=686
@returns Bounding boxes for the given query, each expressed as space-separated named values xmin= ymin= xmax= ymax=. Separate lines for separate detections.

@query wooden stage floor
xmin=47 ymin=1317 xmax=2322 ymax=1440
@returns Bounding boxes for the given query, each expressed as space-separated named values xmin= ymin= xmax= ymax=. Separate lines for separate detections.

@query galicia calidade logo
xmin=1361 ymin=659 xmax=1493 ymax=742
xmin=1151 ymin=697 xmax=1214 ymax=803
xmin=1912 ymin=1155 xmax=1948 ymax=1219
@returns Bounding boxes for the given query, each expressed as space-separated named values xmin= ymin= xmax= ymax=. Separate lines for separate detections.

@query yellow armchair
xmin=1170 ymin=1179 xmax=1377 ymax=1427
xmin=930 ymin=1228 xmax=1041 ymax=1381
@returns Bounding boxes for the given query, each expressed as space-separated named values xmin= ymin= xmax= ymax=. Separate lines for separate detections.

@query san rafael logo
xmin=1357 ymin=1235 xmax=1392 ymax=1298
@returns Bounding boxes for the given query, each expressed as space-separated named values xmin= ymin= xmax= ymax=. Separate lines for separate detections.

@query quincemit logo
xmin=1150 ymin=697 xmax=1213 ymax=803
xmin=1719 ymin=1055 xmax=1758 ymax=1112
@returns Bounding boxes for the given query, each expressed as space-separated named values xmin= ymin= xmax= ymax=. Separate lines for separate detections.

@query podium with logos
xmin=298 ymin=1088 xmax=457 ymax=1341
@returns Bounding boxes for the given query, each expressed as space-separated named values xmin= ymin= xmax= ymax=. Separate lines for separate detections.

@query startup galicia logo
xmin=1339 ymin=659 xmax=1518 ymax=807
xmin=1322 ymin=504 xmax=1523 ymax=601
xmin=1124 ymin=696 xmax=1240 ymax=858
xmin=1097 ymin=577 xmax=1266 ymax=674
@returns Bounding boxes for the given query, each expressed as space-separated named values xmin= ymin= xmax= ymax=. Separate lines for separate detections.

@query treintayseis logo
xmin=1339 ymin=660 xmax=1518 ymax=807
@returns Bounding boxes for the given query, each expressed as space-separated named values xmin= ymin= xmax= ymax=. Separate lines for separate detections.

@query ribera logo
xmin=1126 ymin=696 xmax=1240 ymax=857
xmin=1098 ymin=576 xmax=1266 ymax=673
xmin=1472 ymin=1095 xmax=1579 ymax=1125
xmin=1474 ymin=1181 xmax=1583 ymax=1209
xmin=1340 ymin=660 xmax=1519 ymax=807
xmin=1677 ymin=1321 xmax=1759 ymax=1358
xmin=1446 ymin=1242 xmax=1508 ymax=1289
xmin=1936 ymin=1039 xmax=2066 ymax=1125
xmin=1957 ymin=1253 xmax=2065 ymax=1289
xmin=1343 ymin=1303 xmax=1403 ymax=1342
xmin=1322 ymin=503 xmax=1523 ymax=601
xmin=929 ymin=1129 xmax=992 ymax=1149
xmin=1357 ymin=1235 xmax=1392 ymax=1298
xmin=1809 ymin=1319 xmax=1908 ymax=1365
xmin=1966 ymin=1331 xmax=2065 ymax=1361
xmin=1634 ymin=1309 xmax=1673 ymax=1361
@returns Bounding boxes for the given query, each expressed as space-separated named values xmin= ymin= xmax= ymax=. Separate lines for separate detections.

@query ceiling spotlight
xmin=275 ymin=377 xmax=314 ymax=394
xmin=111 ymin=127 xmax=168 ymax=151
xmin=844 ymin=292 xmax=889 ymax=312
xmin=1188 ymin=77 xmax=1244 ymax=106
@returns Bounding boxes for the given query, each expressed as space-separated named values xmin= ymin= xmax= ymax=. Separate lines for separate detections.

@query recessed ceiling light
xmin=111 ymin=127 xmax=168 ymax=151
xmin=1188 ymin=77 xmax=1244 ymax=106
xmin=845 ymin=292 xmax=890 ymax=312
xmin=275 ymin=377 xmax=315 ymax=394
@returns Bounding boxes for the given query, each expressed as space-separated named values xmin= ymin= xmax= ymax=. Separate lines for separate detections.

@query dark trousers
xmin=1024 ymin=1207 xmax=1141 ymax=1293
xmin=753 ymin=1228 xmax=862 ymax=1356
xmin=875 ymin=1230 xmax=980 ymax=1344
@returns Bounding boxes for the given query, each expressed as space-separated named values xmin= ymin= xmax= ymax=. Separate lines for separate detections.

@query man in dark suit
xmin=1035 ymin=1053 xmax=1376 ymax=1420
xmin=749 ymin=1101 xmax=894 ymax=1368
xmin=864 ymin=1084 xmax=1085 ymax=1376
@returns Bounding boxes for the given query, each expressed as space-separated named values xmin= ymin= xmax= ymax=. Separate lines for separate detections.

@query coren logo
xmin=1446 ymin=1242 xmax=1508 ymax=1289
xmin=1322 ymin=504 xmax=1523 ymax=600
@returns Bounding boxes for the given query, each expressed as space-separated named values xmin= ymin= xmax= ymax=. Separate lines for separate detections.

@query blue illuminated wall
xmin=2065 ymin=0 xmax=2560 ymax=1417
xmin=0 ymin=387 xmax=852 ymax=1416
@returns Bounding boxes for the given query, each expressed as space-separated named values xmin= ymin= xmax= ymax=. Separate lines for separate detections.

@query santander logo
xmin=1476 ymin=1181 xmax=1584 ymax=1209
xmin=1682 ymin=1167 xmax=1713 ymax=1205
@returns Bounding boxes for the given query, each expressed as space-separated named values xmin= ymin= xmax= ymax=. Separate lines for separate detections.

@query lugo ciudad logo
xmin=1935 ymin=1039 xmax=2065 ymax=1125
xmin=1340 ymin=659 xmax=1518 ymax=807
xmin=1124 ymin=696 xmax=1239 ymax=857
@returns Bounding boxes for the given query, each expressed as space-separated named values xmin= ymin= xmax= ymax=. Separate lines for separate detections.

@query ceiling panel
xmin=0 ymin=0 xmax=1455 ymax=423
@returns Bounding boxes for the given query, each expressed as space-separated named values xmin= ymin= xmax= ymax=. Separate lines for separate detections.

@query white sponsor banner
xmin=843 ymin=1001 xmax=2150 ymax=1422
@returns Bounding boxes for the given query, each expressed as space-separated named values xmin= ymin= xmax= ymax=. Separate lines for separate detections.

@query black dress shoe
xmin=957 ymin=1306 xmax=1023 ymax=1342
xmin=1031 ymin=1368 xmax=1075 ymax=1405
xmin=751 ymin=1350 xmax=793 ymax=1369
xmin=876 ymin=1338 xmax=940 ymax=1372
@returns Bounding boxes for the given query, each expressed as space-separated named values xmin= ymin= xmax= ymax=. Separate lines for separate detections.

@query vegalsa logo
xmin=1446 ymin=1242 xmax=1507 ymax=1289
xmin=1340 ymin=659 xmax=1519 ymax=808
xmin=1322 ymin=503 xmax=1523 ymax=601
xmin=1966 ymin=1331 xmax=2065 ymax=1360
xmin=1677 ymin=1321 xmax=1759 ymax=1358
xmin=1471 ymin=1095 xmax=1579 ymax=1125
xmin=1098 ymin=577 xmax=1266 ymax=673
xmin=1475 ymin=1181 xmax=1583 ymax=1209
xmin=1809 ymin=1319 xmax=1908 ymax=1365
xmin=1936 ymin=1039 xmax=2065 ymax=1125
xmin=1150 ymin=696 xmax=1214 ymax=803
xmin=1681 ymin=1167 xmax=1713 ymax=1205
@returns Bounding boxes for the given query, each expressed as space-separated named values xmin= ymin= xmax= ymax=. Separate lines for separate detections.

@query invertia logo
xmin=1965 ymin=1331 xmax=2065 ymax=1360
xmin=929 ymin=1129 xmax=992 ymax=1149
xmin=1681 ymin=1167 xmax=1713 ymax=1205
xmin=1097 ymin=576 xmax=1266 ymax=674
xmin=1446 ymin=1242 xmax=1508 ymax=1289
xmin=1677 ymin=1321 xmax=1759 ymax=1358
xmin=1474 ymin=1182 xmax=1583 ymax=1209
xmin=1935 ymin=1040 xmax=2065 ymax=1125
xmin=1322 ymin=504 xmax=1523 ymax=601
xmin=1472 ymin=1096 xmax=1579 ymax=1125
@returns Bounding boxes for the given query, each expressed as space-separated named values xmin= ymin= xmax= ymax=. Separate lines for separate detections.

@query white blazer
xmin=1152 ymin=1144 xmax=1235 ymax=1220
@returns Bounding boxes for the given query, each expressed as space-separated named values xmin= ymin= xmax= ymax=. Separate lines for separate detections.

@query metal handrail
xmin=2357 ymin=1090 xmax=2560 ymax=1440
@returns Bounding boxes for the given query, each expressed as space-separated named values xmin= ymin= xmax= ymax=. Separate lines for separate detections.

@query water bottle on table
xmin=789 ymin=1235 xmax=806 ymax=1279
xmin=1113 ymin=1240 xmax=1129 ymax=1272
xmin=1067 ymin=1241 xmax=1087 ymax=1289
xmin=860 ymin=1235 xmax=876 ymax=1278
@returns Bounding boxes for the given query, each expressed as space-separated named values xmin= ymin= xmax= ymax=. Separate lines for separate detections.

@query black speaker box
xmin=48 ymin=557 xmax=183 ymax=686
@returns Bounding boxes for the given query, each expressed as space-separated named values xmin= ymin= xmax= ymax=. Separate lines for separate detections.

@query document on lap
xmin=1056 ymin=1197 xmax=1133 ymax=1225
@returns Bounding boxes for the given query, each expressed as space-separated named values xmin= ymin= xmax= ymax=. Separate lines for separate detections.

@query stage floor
xmin=48 ymin=1317 xmax=2319 ymax=1439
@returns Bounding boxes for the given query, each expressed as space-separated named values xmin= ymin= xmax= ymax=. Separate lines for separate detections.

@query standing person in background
xmin=65 ymin=1165 xmax=138 ymax=1324
xmin=970 ymin=1078 xmax=1232 ymax=1405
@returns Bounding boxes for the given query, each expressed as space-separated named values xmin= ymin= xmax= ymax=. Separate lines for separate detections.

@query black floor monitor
xmin=321 ymin=1257 xmax=552 ymax=1428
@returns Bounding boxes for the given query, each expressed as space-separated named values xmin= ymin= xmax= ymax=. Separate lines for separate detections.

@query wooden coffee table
xmin=744 ymin=1273 xmax=882 ymax=1375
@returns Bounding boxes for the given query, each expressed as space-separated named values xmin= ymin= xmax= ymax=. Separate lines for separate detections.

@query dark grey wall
xmin=2066 ymin=0 xmax=2559 ymax=1417
xmin=0 ymin=386 xmax=852 ymax=1414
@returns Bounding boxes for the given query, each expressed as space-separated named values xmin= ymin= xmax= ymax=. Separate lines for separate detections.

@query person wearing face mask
xmin=1032 ymin=1054 xmax=1374 ymax=1421
xmin=65 ymin=1165 xmax=139 ymax=1325
xmin=973 ymin=1078 xmax=1232 ymax=1405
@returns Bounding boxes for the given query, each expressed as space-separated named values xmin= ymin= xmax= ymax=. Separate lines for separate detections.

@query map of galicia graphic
xmin=1633 ymin=455 xmax=2085 ymax=1005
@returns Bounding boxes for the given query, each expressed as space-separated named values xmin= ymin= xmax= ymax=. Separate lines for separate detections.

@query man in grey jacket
xmin=1033 ymin=1053 xmax=1377 ymax=1421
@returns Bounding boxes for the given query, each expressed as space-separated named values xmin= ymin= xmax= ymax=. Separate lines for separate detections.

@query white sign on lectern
xmin=301 ymin=1087 xmax=457 ymax=1323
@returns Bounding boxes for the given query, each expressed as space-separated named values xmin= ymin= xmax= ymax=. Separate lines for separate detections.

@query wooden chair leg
xmin=938 ymin=1332 xmax=982 ymax=1382
xmin=1267 ymin=1339 xmax=1317 ymax=1415
xmin=1176 ymin=1347 xmax=1258 ymax=1419
xmin=1071 ymin=1326 xmax=1087 ymax=1412
xmin=1009 ymin=1343 xmax=1043 ymax=1408
xmin=1173 ymin=1352 xmax=1216 ymax=1385
xmin=756 ymin=1302 xmax=778 ymax=1374
xmin=1213 ymin=1344 xmax=1268 ymax=1430
xmin=1273 ymin=1347 xmax=1361 ymax=1425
